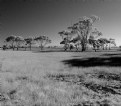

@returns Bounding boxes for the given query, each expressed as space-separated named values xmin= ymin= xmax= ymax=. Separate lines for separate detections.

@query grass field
xmin=0 ymin=49 xmax=121 ymax=106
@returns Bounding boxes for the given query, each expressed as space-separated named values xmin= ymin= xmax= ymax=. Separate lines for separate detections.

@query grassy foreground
xmin=0 ymin=50 xmax=121 ymax=106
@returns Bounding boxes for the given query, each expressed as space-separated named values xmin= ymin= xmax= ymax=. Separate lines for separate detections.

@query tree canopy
xmin=59 ymin=15 xmax=102 ymax=51
xmin=34 ymin=35 xmax=51 ymax=50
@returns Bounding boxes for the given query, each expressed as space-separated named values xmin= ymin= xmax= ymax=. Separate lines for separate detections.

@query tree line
xmin=2 ymin=15 xmax=116 ymax=52
xmin=3 ymin=35 xmax=51 ymax=51
xmin=59 ymin=15 xmax=116 ymax=52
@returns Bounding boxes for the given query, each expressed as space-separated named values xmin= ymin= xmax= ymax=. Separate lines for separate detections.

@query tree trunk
xmin=103 ymin=45 xmax=104 ymax=50
xmin=40 ymin=45 xmax=43 ymax=50
xmin=64 ymin=45 xmax=67 ymax=51
xmin=93 ymin=45 xmax=96 ymax=52
xmin=40 ymin=43 xmax=43 ymax=51
xmin=109 ymin=43 xmax=111 ymax=50
xmin=81 ymin=42 xmax=86 ymax=52
xmin=94 ymin=47 xmax=96 ymax=52
xmin=40 ymin=46 xmax=43 ymax=50
xmin=12 ymin=43 xmax=14 ymax=51
xmin=30 ymin=44 xmax=31 ymax=50
xmin=106 ymin=44 xmax=108 ymax=50
xmin=81 ymin=37 xmax=87 ymax=52
xmin=12 ymin=46 xmax=14 ymax=51
xmin=81 ymin=45 xmax=86 ymax=52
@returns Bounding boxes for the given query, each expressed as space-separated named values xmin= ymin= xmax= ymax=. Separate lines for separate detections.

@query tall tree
xmin=98 ymin=38 xmax=110 ymax=50
xmin=88 ymin=37 xmax=101 ymax=52
xmin=15 ymin=36 xmax=25 ymax=50
xmin=5 ymin=35 xmax=16 ymax=50
xmin=34 ymin=35 xmax=51 ymax=50
xmin=24 ymin=37 xmax=34 ymax=50
xmin=109 ymin=38 xmax=116 ymax=50
xmin=59 ymin=30 xmax=74 ymax=51
xmin=68 ymin=15 xmax=100 ymax=51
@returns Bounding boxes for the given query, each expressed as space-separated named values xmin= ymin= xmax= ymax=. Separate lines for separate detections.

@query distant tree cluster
xmin=34 ymin=35 xmax=51 ymax=50
xmin=3 ymin=35 xmax=51 ymax=51
xmin=1 ymin=15 xmax=116 ymax=52
xmin=59 ymin=15 xmax=116 ymax=52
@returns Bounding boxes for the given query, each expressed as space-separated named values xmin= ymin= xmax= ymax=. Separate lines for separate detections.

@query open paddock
xmin=0 ymin=49 xmax=121 ymax=106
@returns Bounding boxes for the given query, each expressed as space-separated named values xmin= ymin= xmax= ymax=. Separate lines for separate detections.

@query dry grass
xmin=0 ymin=50 xmax=121 ymax=106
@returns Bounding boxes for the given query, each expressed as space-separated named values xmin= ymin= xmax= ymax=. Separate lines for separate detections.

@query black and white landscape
xmin=0 ymin=0 xmax=121 ymax=106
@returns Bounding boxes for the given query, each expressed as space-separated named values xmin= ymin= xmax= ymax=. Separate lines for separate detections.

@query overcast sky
xmin=0 ymin=0 xmax=121 ymax=46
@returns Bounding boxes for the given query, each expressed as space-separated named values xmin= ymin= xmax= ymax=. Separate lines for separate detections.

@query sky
xmin=0 ymin=0 xmax=121 ymax=46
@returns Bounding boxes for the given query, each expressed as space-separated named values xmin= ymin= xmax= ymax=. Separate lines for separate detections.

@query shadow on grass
xmin=101 ymin=53 xmax=121 ymax=56
xmin=32 ymin=50 xmax=82 ymax=53
xmin=47 ymin=72 xmax=121 ymax=95
xmin=32 ymin=50 xmax=63 ymax=53
xmin=62 ymin=56 xmax=121 ymax=67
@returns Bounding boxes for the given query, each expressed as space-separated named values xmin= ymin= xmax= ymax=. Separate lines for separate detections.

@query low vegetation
xmin=0 ymin=50 xmax=121 ymax=106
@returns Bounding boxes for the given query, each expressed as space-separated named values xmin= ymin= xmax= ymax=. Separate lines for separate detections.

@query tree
xmin=88 ymin=28 xmax=102 ymax=51
xmin=88 ymin=37 xmax=101 ymax=52
xmin=109 ymin=38 xmax=116 ymax=50
xmin=98 ymin=38 xmax=111 ymax=50
xmin=5 ymin=35 xmax=16 ymax=50
xmin=15 ymin=36 xmax=25 ymax=50
xmin=70 ymin=36 xmax=81 ymax=51
xmin=24 ymin=37 xmax=34 ymax=50
xmin=58 ymin=30 xmax=74 ymax=51
xmin=34 ymin=35 xmax=51 ymax=50
xmin=68 ymin=15 xmax=100 ymax=52
xmin=97 ymin=38 xmax=106 ymax=50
